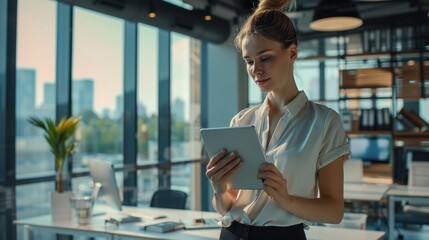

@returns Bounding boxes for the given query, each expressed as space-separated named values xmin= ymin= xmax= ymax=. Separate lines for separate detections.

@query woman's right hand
xmin=205 ymin=149 xmax=242 ymax=194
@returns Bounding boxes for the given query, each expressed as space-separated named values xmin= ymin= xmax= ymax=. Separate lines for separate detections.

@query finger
xmin=257 ymin=168 xmax=284 ymax=182
xmin=258 ymin=173 xmax=284 ymax=184
xmin=219 ymin=158 xmax=242 ymax=180
xmin=211 ymin=158 xmax=242 ymax=182
xmin=259 ymin=163 xmax=280 ymax=173
xmin=206 ymin=149 xmax=226 ymax=169
xmin=263 ymin=185 xmax=276 ymax=198
xmin=207 ymin=152 xmax=238 ymax=174
xmin=206 ymin=155 xmax=237 ymax=180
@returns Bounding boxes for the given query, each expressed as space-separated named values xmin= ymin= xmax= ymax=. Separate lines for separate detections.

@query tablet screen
xmin=200 ymin=125 xmax=266 ymax=189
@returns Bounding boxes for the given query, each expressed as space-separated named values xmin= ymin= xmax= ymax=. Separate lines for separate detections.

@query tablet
xmin=200 ymin=125 xmax=266 ymax=190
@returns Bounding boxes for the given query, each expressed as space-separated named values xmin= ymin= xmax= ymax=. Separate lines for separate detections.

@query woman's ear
xmin=288 ymin=44 xmax=298 ymax=62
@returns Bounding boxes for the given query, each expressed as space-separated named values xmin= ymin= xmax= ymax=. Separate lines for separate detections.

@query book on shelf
xmin=398 ymin=107 xmax=429 ymax=132
xmin=142 ymin=221 xmax=185 ymax=233
xmin=396 ymin=114 xmax=420 ymax=132
xmin=340 ymin=110 xmax=352 ymax=131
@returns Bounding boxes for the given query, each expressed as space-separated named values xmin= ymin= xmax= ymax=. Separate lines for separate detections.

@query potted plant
xmin=28 ymin=115 xmax=80 ymax=220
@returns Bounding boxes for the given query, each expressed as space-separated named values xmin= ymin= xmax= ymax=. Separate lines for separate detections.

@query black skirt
xmin=219 ymin=221 xmax=307 ymax=240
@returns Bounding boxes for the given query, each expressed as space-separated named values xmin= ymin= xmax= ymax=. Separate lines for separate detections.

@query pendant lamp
xmin=310 ymin=0 xmax=363 ymax=32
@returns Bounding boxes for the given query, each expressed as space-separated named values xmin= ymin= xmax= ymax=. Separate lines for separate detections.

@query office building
xmin=72 ymin=78 xmax=94 ymax=115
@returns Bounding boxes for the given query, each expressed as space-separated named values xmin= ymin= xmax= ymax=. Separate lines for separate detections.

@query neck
xmin=268 ymin=79 xmax=299 ymax=110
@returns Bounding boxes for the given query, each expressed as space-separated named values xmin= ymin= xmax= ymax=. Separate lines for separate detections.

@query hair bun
xmin=256 ymin=0 xmax=291 ymax=13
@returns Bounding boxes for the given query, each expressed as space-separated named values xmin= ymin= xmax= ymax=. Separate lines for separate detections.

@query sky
xmin=16 ymin=0 xmax=192 ymax=119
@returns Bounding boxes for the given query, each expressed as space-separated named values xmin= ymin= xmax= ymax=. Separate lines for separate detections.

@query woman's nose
xmin=252 ymin=62 xmax=263 ymax=76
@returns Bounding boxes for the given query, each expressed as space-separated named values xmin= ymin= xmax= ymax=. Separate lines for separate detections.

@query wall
xmin=207 ymin=40 xmax=248 ymax=128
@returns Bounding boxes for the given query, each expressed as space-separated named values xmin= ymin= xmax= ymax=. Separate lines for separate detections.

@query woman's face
xmin=241 ymin=34 xmax=296 ymax=93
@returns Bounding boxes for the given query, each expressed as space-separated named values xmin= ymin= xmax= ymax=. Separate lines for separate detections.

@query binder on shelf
xmin=359 ymin=109 xmax=368 ymax=130
xmin=358 ymin=108 xmax=392 ymax=131
xmin=376 ymin=109 xmax=384 ymax=130
xmin=341 ymin=110 xmax=352 ymax=131
xmin=368 ymin=108 xmax=375 ymax=130
xmin=398 ymin=107 xmax=429 ymax=132
xmin=382 ymin=108 xmax=392 ymax=130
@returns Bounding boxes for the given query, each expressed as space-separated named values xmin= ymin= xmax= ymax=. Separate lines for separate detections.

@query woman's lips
xmin=256 ymin=78 xmax=270 ymax=85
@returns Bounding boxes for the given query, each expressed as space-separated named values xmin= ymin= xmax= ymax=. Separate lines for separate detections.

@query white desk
xmin=14 ymin=206 xmax=385 ymax=240
xmin=387 ymin=185 xmax=429 ymax=240
xmin=344 ymin=182 xmax=390 ymax=202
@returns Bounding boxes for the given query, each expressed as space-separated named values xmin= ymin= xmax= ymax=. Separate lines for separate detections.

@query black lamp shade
xmin=310 ymin=0 xmax=363 ymax=31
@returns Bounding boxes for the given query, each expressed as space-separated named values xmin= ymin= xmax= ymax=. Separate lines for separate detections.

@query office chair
xmin=150 ymin=189 xmax=187 ymax=209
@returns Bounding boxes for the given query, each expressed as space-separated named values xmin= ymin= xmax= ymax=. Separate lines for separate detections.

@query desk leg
xmin=388 ymin=196 xmax=395 ymax=240
xmin=23 ymin=225 xmax=32 ymax=240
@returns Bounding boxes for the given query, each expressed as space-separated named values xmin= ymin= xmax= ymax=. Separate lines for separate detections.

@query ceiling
xmin=186 ymin=0 xmax=429 ymax=37
xmin=58 ymin=0 xmax=429 ymax=44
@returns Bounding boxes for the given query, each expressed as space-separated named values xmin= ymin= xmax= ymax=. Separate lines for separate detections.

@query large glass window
xmin=298 ymin=39 xmax=318 ymax=58
xmin=15 ymin=0 xmax=57 ymax=179
xmin=325 ymin=59 xmax=340 ymax=100
xmin=170 ymin=33 xmax=201 ymax=209
xmin=16 ymin=182 xmax=55 ymax=239
xmin=248 ymin=76 xmax=265 ymax=106
xmin=137 ymin=25 xmax=159 ymax=165
xmin=72 ymin=7 xmax=124 ymax=170
xmin=137 ymin=168 xmax=159 ymax=207
xmin=295 ymin=60 xmax=320 ymax=100
xmin=170 ymin=33 xmax=201 ymax=161
xmin=135 ymin=25 xmax=159 ymax=208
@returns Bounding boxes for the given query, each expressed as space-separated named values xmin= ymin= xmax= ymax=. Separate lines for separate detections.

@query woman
xmin=205 ymin=0 xmax=351 ymax=239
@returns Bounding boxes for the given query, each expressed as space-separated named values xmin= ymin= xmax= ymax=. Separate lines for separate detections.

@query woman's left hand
xmin=257 ymin=163 xmax=291 ymax=209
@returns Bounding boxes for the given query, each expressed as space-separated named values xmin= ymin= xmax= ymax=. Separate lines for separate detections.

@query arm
xmin=212 ymin=189 xmax=239 ymax=216
xmin=206 ymin=149 xmax=242 ymax=215
xmin=258 ymin=156 xmax=345 ymax=224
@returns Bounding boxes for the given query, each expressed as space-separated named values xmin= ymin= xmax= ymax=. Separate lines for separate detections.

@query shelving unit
xmin=336 ymin=25 xmax=429 ymax=184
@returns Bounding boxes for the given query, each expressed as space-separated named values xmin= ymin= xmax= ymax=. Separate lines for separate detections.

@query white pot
xmin=50 ymin=191 xmax=74 ymax=222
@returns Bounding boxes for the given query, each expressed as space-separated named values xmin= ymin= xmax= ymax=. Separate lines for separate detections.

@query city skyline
xmin=16 ymin=67 xmax=187 ymax=120
xmin=17 ymin=0 xmax=194 ymax=120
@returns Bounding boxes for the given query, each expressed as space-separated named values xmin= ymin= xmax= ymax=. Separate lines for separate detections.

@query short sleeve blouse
xmin=221 ymin=91 xmax=351 ymax=227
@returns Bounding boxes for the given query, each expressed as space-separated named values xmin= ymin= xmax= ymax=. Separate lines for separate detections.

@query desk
xmin=14 ymin=207 xmax=385 ymax=240
xmin=344 ymin=182 xmax=390 ymax=202
xmin=387 ymin=185 xmax=429 ymax=240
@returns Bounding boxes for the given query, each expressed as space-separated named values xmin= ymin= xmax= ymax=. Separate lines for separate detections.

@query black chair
xmin=150 ymin=189 xmax=187 ymax=209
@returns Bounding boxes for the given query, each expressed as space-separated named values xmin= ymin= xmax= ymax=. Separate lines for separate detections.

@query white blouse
xmin=220 ymin=91 xmax=351 ymax=227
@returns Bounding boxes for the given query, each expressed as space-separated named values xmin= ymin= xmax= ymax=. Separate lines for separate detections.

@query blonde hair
xmin=234 ymin=0 xmax=297 ymax=52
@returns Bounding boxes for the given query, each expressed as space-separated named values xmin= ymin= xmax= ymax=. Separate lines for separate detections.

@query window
xmin=170 ymin=33 xmax=201 ymax=208
xmin=137 ymin=25 xmax=159 ymax=165
xmin=325 ymin=59 xmax=340 ymax=100
xmin=15 ymin=0 xmax=56 ymax=179
xmin=170 ymin=33 xmax=201 ymax=161
xmin=72 ymin=7 xmax=125 ymax=170
xmin=295 ymin=60 xmax=320 ymax=100
xmin=248 ymin=76 xmax=265 ymax=106
xmin=16 ymin=182 xmax=55 ymax=240
xmin=298 ymin=39 xmax=318 ymax=58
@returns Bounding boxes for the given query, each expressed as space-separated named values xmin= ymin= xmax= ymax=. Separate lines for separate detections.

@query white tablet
xmin=200 ymin=125 xmax=266 ymax=190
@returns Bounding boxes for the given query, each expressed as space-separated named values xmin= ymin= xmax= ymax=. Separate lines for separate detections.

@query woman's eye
xmin=246 ymin=60 xmax=254 ymax=65
xmin=261 ymin=56 xmax=272 ymax=62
